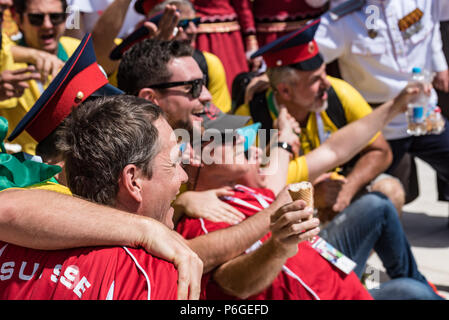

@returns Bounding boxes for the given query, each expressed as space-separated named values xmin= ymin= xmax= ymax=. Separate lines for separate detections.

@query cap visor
xmin=202 ymin=114 xmax=251 ymax=133
xmin=110 ymin=12 xmax=164 ymax=60
xmin=290 ymin=53 xmax=324 ymax=71
xmin=91 ymin=83 xmax=124 ymax=97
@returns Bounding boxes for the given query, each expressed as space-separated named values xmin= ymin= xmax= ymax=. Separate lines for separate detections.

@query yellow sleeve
xmin=234 ymin=102 xmax=252 ymax=120
xmin=202 ymin=51 xmax=232 ymax=113
xmin=59 ymin=36 xmax=82 ymax=56
xmin=329 ymin=76 xmax=380 ymax=145
xmin=0 ymin=33 xmax=20 ymax=109
xmin=26 ymin=181 xmax=73 ymax=195
xmin=1 ymin=182 xmax=72 ymax=196
xmin=287 ymin=156 xmax=309 ymax=184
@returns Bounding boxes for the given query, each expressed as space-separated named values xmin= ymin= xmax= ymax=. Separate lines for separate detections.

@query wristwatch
xmin=277 ymin=141 xmax=294 ymax=156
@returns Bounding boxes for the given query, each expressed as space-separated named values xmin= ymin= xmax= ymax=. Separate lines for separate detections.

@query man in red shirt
xmin=0 ymin=95 xmax=186 ymax=299
xmin=176 ymin=131 xmax=372 ymax=300
xmin=176 ymin=120 xmax=443 ymax=300
xmin=0 ymin=35 xmax=194 ymax=300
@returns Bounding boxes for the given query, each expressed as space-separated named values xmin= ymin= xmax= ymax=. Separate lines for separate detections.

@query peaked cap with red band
xmin=251 ymin=19 xmax=323 ymax=70
xmin=135 ymin=0 xmax=164 ymax=15
xmin=201 ymin=104 xmax=250 ymax=134
xmin=8 ymin=33 xmax=123 ymax=143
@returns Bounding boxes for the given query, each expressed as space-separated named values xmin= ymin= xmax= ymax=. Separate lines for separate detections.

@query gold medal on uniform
xmin=398 ymin=8 xmax=424 ymax=39
xmin=368 ymin=29 xmax=378 ymax=39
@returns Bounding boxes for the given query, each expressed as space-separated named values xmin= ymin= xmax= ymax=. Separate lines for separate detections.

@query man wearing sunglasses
xmin=0 ymin=0 xmax=80 ymax=154
xmin=118 ymin=38 xmax=209 ymax=134
xmin=12 ymin=0 xmax=76 ymax=55
xmin=91 ymin=0 xmax=232 ymax=113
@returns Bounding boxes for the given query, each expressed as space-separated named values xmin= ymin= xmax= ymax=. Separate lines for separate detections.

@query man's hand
xmin=393 ymin=81 xmax=432 ymax=114
xmin=270 ymin=200 xmax=320 ymax=258
xmin=244 ymin=73 xmax=270 ymax=104
xmin=0 ymin=67 xmax=41 ymax=101
xmin=30 ymin=50 xmax=65 ymax=83
xmin=140 ymin=221 xmax=203 ymax=300
xmin=275 ymin=106 xmax=301 ymax=157
xmin=313 ymin=172 xmax=348 ymax=220
xmin=11 ymin=46 xmax=65 ymax=83
xmin=174 ymin=188 xmax=246 ymax=225
xmin=433 ymin=70 xmax=449 ymax=93
xmin=152 ymin=4 xmax=181 ymax=40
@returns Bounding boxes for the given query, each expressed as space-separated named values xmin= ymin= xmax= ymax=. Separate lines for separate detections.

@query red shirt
xmin=0 ymin=243 xmax=178 ymax=300
xmin=177 ymin=185 xmax=373 ymax=300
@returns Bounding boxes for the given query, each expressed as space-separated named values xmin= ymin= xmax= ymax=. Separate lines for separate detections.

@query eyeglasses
xmin=177 ymin=17 xmax=201 ymax=29
xmin=27 ymin=12 xmax=67 ymax=26
xmin=149 ymin=78 xmax=205 ymax=99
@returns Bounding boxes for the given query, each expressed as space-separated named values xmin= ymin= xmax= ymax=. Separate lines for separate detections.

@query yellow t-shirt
xmin=202 ymin=51 xmax=231 ymax=113
xmin=0 ymin=36 xmax=81 ymax=155
xmin=235 ymin=76 xmax=380 ymax=184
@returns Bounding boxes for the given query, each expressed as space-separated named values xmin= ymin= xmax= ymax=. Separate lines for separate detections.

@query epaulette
xmin=329 ymin=0 xmax=366 ymax=21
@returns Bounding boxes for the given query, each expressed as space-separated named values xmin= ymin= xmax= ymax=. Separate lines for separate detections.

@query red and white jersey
xmin=0 ymin=242 xmax=178 ymax=300
xmin=176 ymin=185 xmax=373 ymax=300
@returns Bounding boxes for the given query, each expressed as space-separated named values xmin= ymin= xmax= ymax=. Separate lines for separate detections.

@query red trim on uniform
xmin=263 ymin=39 xmax=320 ymax=68
xmin=26 ymin=63 xmax=108 ymax=142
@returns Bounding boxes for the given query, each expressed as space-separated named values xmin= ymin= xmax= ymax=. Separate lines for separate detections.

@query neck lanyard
xmin=222 ymin=185 xmax=272 ymax=211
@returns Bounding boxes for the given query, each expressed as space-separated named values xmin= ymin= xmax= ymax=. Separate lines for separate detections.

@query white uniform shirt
xmin=67 ymin=0 xmax=145 ymax=38
xmin=436 ymin=0 xmax=449 ymax=21
xmin=315 ymin=0 xmax=447 ymax=140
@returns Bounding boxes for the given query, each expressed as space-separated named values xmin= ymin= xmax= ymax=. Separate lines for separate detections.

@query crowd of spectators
xmin=0 ymin=0 xmax=447 ymax=301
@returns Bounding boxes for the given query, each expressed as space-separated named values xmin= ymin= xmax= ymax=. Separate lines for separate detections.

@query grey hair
xmin=266 ymin=66 xmax=302 ymax=92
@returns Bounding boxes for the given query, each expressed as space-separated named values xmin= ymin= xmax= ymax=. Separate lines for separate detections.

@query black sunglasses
xmin=149 ymin=77 xmax=205 ymax=99
xmin=177 ymin=17 xmax=201 ymax=29
xmin=27 ymin=12 xmax=67 ymax=26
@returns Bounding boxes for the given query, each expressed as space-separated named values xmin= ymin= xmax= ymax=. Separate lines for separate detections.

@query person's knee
xmin=371 ymin=177 xmax=405 ymax=217
xmin=370 ymin=278 xmax=444 ymax=300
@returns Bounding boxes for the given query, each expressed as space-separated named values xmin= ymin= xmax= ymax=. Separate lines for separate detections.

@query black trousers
xmin=387 ymin=119 xmax=449 ymax=202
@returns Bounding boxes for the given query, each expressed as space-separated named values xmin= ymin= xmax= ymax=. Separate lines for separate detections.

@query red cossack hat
xmin=8 ymin=33 xmax=123 ymax=143
xmin=251 ymin=19 xmax=323 ymax=70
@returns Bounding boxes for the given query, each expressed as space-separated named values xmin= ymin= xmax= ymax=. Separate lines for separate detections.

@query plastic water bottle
xmin=429 ymin=107 xmax=445 ymax=134
xmin=406 ymin=67 xmax=428 ymax=135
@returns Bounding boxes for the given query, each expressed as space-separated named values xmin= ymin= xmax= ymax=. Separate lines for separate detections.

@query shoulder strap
xmin=249 ymin=91 xmax=273 ymax=146
xmin=231 ymin=71 xmax=259 ymax=113
xmin=325 ymin=86 xmax=347 ymax=129
xmin=193 ymin=49 xmax=209 ymax=88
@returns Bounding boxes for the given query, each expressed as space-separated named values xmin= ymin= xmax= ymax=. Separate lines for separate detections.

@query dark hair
xmin=36 ymin=128 xmax=60 ymax=162
xmin=13 ymin=0 xmax=68 ymax=16
xmin=57 ymin=95 xmax=163 ymax=206
xmin=117 ymin=39 xmax=194 ymax=95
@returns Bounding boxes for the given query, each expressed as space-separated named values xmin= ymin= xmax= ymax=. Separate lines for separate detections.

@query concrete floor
xmin=366 ymin=158 xmax=449 ymax=299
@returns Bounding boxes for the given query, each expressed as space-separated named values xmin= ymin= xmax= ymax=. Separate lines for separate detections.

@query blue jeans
xmin=369 ymin=278 xmax=444 ymax=300
xmin=319 ymin=192 xmax=442 ymax=299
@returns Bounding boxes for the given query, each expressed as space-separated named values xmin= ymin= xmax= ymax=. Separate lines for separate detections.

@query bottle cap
xmin=412 ymin=67 xmax=422 ymax=74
